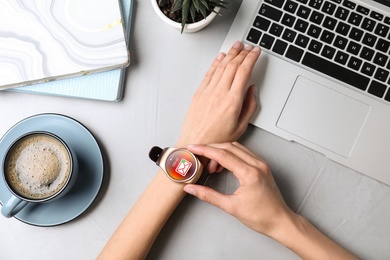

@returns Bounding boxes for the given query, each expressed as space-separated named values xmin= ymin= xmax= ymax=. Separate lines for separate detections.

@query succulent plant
xmin=171 ymin=0 xmax=228 ymax=33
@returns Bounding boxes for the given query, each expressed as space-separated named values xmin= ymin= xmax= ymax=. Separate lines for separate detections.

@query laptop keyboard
xmin=246 ymin=0 xmax=390 ymax=102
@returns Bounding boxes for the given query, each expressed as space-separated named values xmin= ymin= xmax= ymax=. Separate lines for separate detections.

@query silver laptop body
xmin=221 ymin=0 xmax=390 ymax=185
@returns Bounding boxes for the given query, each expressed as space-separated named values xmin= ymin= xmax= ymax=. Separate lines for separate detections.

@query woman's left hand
xmin=176 ymin=41 xmax=261 ymax=147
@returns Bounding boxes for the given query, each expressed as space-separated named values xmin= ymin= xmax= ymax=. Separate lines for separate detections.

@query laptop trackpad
xmin=277 ymin=76 xmax=370 ymax=157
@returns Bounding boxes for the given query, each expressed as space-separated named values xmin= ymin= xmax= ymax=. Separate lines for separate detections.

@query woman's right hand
xmin=183 ymin=142 xmax=294 ymax=237
xmin=183 ymin=142 xmax=357 ymax=260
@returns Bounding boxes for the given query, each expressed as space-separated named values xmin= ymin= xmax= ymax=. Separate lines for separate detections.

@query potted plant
xmin=152 ymin=0 xmax=228 ymax=33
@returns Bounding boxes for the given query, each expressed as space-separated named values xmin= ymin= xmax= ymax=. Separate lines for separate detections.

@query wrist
xmin=266 ymin=209 xmax=303 ymax=245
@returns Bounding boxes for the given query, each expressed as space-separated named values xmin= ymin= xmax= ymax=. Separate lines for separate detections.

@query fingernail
xmin=252 ymin=46 xmax=261 ymax=52
xmin=184 ymin=186 xmax=196 ymax=196
xmin=245 ymin=45 xmax=254 ymax=51
xmin=216 ymin=52 xmax=225 ymax=60
xmin=233 ymin=41 xmax=242 ymax=49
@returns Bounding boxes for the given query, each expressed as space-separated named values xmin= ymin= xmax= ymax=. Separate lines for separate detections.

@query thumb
xmin=184 ymin=184 xmax=231 ymax=212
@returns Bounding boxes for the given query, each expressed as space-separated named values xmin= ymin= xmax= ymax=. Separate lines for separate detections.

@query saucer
xmin=0 ymin=114 xmax=104 ymax=226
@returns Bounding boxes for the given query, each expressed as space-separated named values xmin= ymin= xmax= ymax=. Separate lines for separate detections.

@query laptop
xmin=220 ymin=0 xmax=390 ymax=185
xmin=0 ymin=0 xmax=129 ymax=90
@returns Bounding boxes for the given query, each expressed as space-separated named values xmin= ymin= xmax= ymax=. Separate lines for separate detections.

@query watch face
xmin=165 ymin=149 xmax=197 ymax=182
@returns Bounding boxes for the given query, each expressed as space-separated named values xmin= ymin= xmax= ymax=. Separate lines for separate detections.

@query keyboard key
xmin=373 ymin=52 xmax=388 ymax=67
xmin=349 ymin=27 xmax=364 ymax=41
xmin=385 ymin=17 xmax=390 ymax=25
xmin=247 ymin=28 xmax=262 ymax=44
xmin=346 ymin=41 xmax=361 ymax=55
xmin=323 ymin=16 xmax=337 ymax=30
xmin=260 ymin=34 xmax=275 ymax=49
xmin=309 ymin=0 xmax=323 ymax=10
xmin=374 ymin=68 xmax=389 ymax=82
xmin=335 ymin=6 xmax=349 ymax=20
xmin=343 ymin=0 xmax=356 ymax=9
xmin=308 ymin=24 xmax=322 ymax=38
xmin=302 ymin=52 xmax=370 ymax=90
xmin=308 ymin=39 xmax=323 ymax=53
xmin=295 ymin=34 xmax=310 ymax=48
xmin=356 ymin=5 xmax=370 ymax=15
xmin=360 ymin=47 xmax=375 ymax=61
xmin=269 ymin=23 xmax=284 ymax=37
xmin=336 ymin=22 xmax=351 ymax=36
xmin=282 ymin=28 xmax=297 ymax=42
xmin=334 ymin=50 xmax=349 ymax=65
xmin=376 ymin=38 xmax=390 ymax=53
xmin=370 ymin=11 xmax=384 ymax=21
xmin=297 ymin=5 xmax=311 ymax=19
xmin=273 ymin=39 xmax=288 ymax=55
xmin=361 ymin=62 xmax=376 ymax=76
xmin=385 ymin=89 xmax=390 ymax=102
xmin=285 ymin=45 xmax=304 ymax=62
xmin=295 ymin=19 xmax=309 ymax=33
xmin=265 ymin=0 xmax=285 ymax=8
xmin=321 ymin=45 xmax=336 ymax=59
xmin=284 ymin=0 xmax=298 ymax=13
xmin=361 ymin=17 xmax=376 ymax=31
xmin=282 ymin=13 xmax=296 ymax=27
xmin=310 ymin=10 xmax=324 ymax=25
xmin=322 ymin=1 xmax=336 ymax=15
xmin=348 ymin=12 xmax=363 ymax=26
xmin=259 ymin=4 xmax=283 ymax=22
xmin=374 ymin=24 xmax=389 ymax=37
xmin=348 ymin=56 xmax=363 ymax=70
xmin=253 ymin=16 xmax=271 ymax=31
xmin=368 ymin=81 xmax=387 ymax=98
xmin=362 ymin=33 xmax=377 ymax=47
xmin=334 ymin=35 xmax=348 ymax=49
xmin=320 ymin=30 xmax=335 ymax=44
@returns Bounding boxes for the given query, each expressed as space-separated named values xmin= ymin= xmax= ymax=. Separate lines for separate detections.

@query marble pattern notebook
xmin=0 ymin=0 xmax=129 ymax=89
xmin=9 ymin=0 xmax=134 ymax=101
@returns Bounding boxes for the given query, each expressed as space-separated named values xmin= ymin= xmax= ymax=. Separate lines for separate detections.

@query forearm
xmin=271 ymin=211 xmax=357 ymax=260
xmin=98 ymin=169 xmax=186 ymax=260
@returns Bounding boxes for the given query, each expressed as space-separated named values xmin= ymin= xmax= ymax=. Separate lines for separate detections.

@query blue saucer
xmin=0 ymin=114 xmax=104 ymax=226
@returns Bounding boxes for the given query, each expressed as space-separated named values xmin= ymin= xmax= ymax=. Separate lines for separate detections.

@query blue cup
xmin=1 ymin=131 xmax=78 ymax=218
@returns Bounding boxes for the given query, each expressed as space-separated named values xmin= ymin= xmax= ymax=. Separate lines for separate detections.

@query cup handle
xmin=1 ymin=195 xmax=29 ymax=218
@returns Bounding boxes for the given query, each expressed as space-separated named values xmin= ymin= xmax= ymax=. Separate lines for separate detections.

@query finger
xmin=192 ymin=142 xmax=268 ymax=173
xmin=216 ymin=46 xmax=257 ymax=91
xmin=231 ymin=142 xmax=262 ymax=160
xmin=187 ymin=143 xmax=255 ymax=179
xmin=205 ymin=41 xmax=244 ymax=90
xmin=229 ymin=46 xmax=261 ymax=95
xmin=207 ymin=159 xmax=225 ymax=173
xmin=198 ymin=52 xmax=226 ymax=91
xmin=236 ymin=85 xmax=258 ymax=131
xmin=183 ymin=184 xmax=234 ymax=214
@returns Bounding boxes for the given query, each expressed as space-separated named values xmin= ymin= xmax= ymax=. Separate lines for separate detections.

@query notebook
xmin=221 ymin=0 xmax=390 ymax=185
xmin=0 ymin=0 xmax=129 ymax=93
xmin=9 ymin=0 xmax=133 ymax=101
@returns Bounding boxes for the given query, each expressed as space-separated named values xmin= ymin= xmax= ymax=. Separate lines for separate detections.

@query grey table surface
xmin=0 ymin=1 xmax=389 ymax=259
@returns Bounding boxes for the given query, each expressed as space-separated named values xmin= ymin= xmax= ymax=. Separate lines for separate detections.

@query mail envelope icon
xmin=175 ymin=158 xmax=192 ymax=177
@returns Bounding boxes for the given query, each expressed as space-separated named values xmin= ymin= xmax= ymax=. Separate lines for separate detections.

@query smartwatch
xmin=149 ymin=146 xmax=203 ymax=183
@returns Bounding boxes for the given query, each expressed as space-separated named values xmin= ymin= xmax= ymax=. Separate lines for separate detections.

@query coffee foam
xmin=5 ymin=134 xmax=71 ymax=200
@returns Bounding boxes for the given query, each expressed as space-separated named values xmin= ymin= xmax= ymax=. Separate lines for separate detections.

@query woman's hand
xmin=183 ymin=142 xmax=292 ymax=236
xmin=176 ymin=42 xmax=261 ymax=147
xmin=183 ymin=142 xmax=357 ymax=260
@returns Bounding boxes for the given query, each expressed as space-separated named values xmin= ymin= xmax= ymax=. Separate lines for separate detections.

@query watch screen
xmin=165 ymin=149 xmax=197 ymax=181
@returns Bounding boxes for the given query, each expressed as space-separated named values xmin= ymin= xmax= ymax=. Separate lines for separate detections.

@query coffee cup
xmin=1 ymin=131 xmax=78 ymax=218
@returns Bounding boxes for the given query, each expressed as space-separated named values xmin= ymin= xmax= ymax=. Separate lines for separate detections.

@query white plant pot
xmin=151 ymin=0 xmax=220 ymax=33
